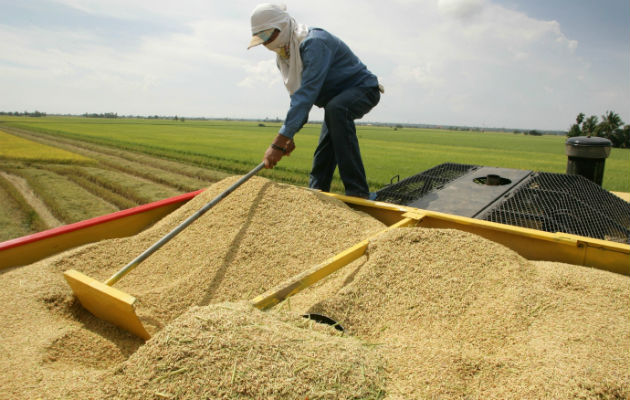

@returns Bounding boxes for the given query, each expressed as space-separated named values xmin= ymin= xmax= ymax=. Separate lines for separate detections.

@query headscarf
xmin=250 ymin=4 xmax=309 ymax=95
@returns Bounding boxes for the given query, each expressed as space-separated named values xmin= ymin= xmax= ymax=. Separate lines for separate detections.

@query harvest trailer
xmin=1 ymin=160 xmax=628 ymax=399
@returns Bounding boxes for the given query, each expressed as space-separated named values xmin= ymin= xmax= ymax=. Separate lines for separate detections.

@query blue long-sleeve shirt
xmin=278 ymin=28 xmax=378 ymax=139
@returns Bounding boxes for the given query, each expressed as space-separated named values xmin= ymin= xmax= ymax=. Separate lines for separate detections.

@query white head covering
xmin=249 ymin=3 xmax=309 ymax=95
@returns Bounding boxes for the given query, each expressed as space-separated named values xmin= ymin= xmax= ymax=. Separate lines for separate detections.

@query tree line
xmin=0 ymin=111 xmax=46 ymax=117
xmin=568 ymin=111 xmax=629 ymax=148
xmin=83 ymin=112 xmax=118 ymax=118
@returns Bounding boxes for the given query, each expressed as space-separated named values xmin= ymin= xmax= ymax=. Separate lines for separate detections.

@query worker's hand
xmin=263 ymin=146 xmax=283 ymax=169
xmin=263 ymin=134 xmax=295 ymax=169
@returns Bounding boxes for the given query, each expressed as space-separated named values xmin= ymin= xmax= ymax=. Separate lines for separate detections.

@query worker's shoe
xmin=368 ymin=192 xmax=378 ymax=201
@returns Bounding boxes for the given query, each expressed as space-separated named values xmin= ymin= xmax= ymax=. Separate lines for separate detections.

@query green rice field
xmin=0 ymin=115 xmax=628 ymax=241
xmin=8 ymin=166 xmax=119 ymax=224
xmin=0 ymin=174 xmax=43 ymax=241
xmin=2 ymin=115 xmax=628 ymax=192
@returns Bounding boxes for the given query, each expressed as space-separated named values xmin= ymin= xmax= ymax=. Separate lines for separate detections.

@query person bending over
xmin=248 ymin=3 xmax=383 ymax=199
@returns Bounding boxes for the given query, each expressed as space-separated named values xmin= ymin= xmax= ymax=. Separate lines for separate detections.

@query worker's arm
xmin=279 ymin=38 xmax=333 ymax=138
xmin=263 ymin=38 xmax=334 ymax=168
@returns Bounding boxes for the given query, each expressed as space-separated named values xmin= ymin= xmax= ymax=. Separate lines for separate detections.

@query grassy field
xmin=3 ymin=116 xmax=628 ymax=192
xmin=0 ymin=173 xmax=46 ymax=241
xmin=0 ymin=115 xmax=628 ymax=241
xmin=0 ymin=128 xmax=92 ymax=163
xmin=8 ymin=166 xmax=120 ymax=224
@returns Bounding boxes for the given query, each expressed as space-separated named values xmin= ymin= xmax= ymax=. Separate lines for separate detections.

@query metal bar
xmin=105 ymin=162 xmax=265 ymax=286
xmin=250 ymin=217 xmax=418 ymax=310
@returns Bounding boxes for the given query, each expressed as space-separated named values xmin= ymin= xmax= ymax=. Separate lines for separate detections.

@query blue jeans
xmin=308 ymin=86 xmax=380 ymax=197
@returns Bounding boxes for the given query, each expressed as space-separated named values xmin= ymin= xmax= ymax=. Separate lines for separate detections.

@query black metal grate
xmin=376 ymin=163 xmax=630 ymax=244
xmin=480 ymin=173 xmax=630 ymax=244
xmin=375 ymin=163 xmax=477 ymax=204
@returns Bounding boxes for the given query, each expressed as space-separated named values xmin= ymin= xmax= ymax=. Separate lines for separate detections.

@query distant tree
xmin=582 ymin=115 xmax=599 ymax=136
xmin=83 ymin=112 xmax=117 ymax=118
xmin=568 ymin=113 xmax=585 ymax=137
xmin=1 ymin=110 xmax=46 ymax=117
xmin=598 ymin=111 xmax=623 ymax=141
xmin=617 ymin=125 xmax=630 ymax=148
xmin=576 ymin=112 xmax=585 ymax=125
xmin=567 ymin=111 xmax=628 ymax=148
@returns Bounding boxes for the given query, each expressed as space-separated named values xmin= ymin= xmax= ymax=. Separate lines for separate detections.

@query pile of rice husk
xmin=72 ymin=302 xmax=386 ymax=399
xmin=1 ymin=174 xmax=628 ymax=399
xmin=301 ymin=228 xmax=630 ymax=399
xmin=0 ymin=176 xmax=384 ymax=399
xmin=50 ymin=176 xmax=384 ymax=331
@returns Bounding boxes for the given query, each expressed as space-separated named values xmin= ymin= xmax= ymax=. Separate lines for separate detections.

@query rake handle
xmin=105 ymin=162 xmax=265 ymax=286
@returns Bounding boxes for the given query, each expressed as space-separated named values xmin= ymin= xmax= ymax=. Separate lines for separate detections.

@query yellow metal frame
xmin=249 ymin=196 xmax=629 ymax=311
xmin=251 ymin=217 xmax=417 ymax=310
xmin=1 ymin=187 xmax=627 ymax=340
xmin=325 ymin=193 xmax=630 ymax=276
xmin=0 ymin=191 xmax=201 ymax=270
xmin=612 ymin=191 xmax=630 ymax=202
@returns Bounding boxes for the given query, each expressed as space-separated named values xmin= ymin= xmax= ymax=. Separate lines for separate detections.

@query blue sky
xmin=1 ymin=0 xmax=628 ymax=131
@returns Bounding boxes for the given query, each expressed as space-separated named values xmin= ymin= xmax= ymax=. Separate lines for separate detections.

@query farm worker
xmin=248 ymin=3 xmax=383 ymax=199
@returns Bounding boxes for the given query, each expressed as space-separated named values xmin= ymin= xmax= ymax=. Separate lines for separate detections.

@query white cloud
xmin=393 ymin=63 xmax=443 ymax=88
xmin=49 ymin=0 xmax=250 ymax=21
xmin=238 ymin=59 xmax=281 ymax=89
xmin=0 ymin=0 xmax=627 ymax=129
xmin=354 ymin=0 xmax=595 ymax=128
xmin=438 ymin=0 xmax=487 ymax=19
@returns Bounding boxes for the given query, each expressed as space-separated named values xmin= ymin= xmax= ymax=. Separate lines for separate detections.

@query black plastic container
xmin=565 ymin=136 xmax=612 ymax=186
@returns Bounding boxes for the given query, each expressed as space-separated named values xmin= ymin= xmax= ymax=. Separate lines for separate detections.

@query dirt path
xmin=0 ymin=171 xmax=63 ymax=229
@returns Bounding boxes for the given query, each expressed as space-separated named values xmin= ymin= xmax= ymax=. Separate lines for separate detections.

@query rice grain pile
xmin=46 ymin=176 xmax=385 ymax=331
xmin=74 ymin=302 xmax=386 ymax=399
xmin=0 ymin=176 xmax=385 ymax=399
xmin=305 ymin=228 xmax=630 ymax=399
xmin=1 ymin=175 xmax=628 ymax=399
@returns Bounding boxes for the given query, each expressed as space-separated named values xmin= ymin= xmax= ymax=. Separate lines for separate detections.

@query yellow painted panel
xmin=410 ymin=211 xmax=629 ymax=276
xmin=328 ymin=194 xmax=630 ymax=276
xmin=612 ymin=191 xmax=630 ymax=202
xmin=321 ymin=192 xmax=409 ymax=225
xmin=64 ymin=269 xmax=150 ymax=340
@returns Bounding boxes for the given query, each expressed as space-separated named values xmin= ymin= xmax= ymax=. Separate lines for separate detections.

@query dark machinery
xmin=375 ymin=163 xmax=630 ymax=244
